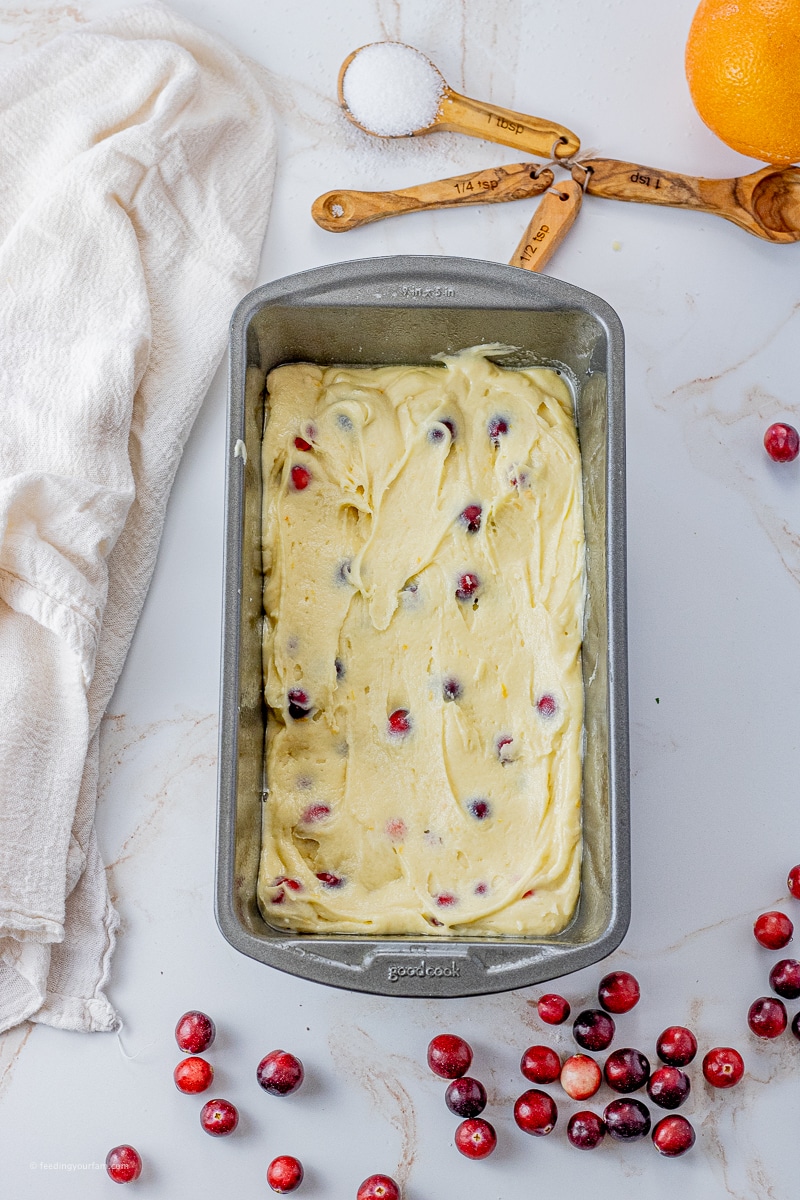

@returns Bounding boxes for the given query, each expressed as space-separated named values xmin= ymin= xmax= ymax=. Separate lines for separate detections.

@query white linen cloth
xmin=0 ymin=2 xmax=276 ymax=1032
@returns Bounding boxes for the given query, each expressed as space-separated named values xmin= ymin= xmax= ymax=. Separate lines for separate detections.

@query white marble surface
xmin=3 ymin=1 xmax=800 ymax=1196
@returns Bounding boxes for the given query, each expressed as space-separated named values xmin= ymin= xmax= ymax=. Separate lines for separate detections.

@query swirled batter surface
xmin=258 ymin=348 xmax=585 ymax=936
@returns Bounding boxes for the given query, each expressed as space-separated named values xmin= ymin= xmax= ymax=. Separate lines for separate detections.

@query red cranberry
xmin=598 ymin=970 xmax=640 ymax=1014
xmin=105 ymin=1145 xmax=142 ymax=1184
xmin=702 ymin=1046 xmax=744 ymax=1088
xmin=175 ymin=1010 xmax=215 ymax=1054
xmin=567 ymin=1110 xmax=606 ymax=1150
xmin=435 ymin=892 xmax=458 ymax=907
xmin=427 ymin=1033 xmax=473 ymax=1079
xmin=455 ymin=573 xmax=480 ymax=602
xmin=769 ymin=958 xmax=800 ymax=999
xmin=792 ymin=1011 xmax=800 ymax=1041
xmin=788 ymin=864 xmax=800 ymax=899
xmin=604 ymin=1047 xmax=650 ymax=1093
xmin=443 ymin=678 xmax=462 ymax=701
xmin=174 ymin=1056 xmax=214 ymax=1094
xmin=301 ymin=803 xmax=330 ymax=823
xmin=573 ymin=1009 xmax=615 ymax=1052
xmin=267 ymin=1155 xmax=304 ymax=1193
xmin=652 ymin=1115 xmax=696 ymax=1157
xmin=536 ymin=694 xmax=557 ymax=718
xmin=294 ymin=436 xmax=313 ymax=451
xmin=748 ymin=995 xmax=788 ymax=1038
xmin=460 ymin=504 xmax=482 ymax=533
xmin=764 ymin=422 xmax=800 ymax=462
xmin=388 ymin=709 xmax=412 ymax=737
xmin=603 ymin=1097 xmax=651 ymax=1141
xmin=514 ymin=1089 xmax=558 ymax=1136
xmin=316 ymin=871 xmax=344 ymax=887
xmin=256 ymin=1050 xmax=305 ymax=1096
xmin=656 ymin=1026 xmax=697 ymax=1067
xmin=290 ymin=464 xmax=311 ymax=490
xmin=468 ymin=798 xmax=491 ymax=820
xmin=445 ymin=1076 xmax=487 ymax=1118
xmin=538 ymin=994 xmax=570 ymax=1025
xmin=200 ymin=1098 xmax=239 ymax=1136
xmin=496 ymin=734 xmax=514 ymax=762
xmin=488 ymin=415 xmax=510 ymax=444
xmin=287 ymin=689 xmax=311 ymax=720
xmin=455 ymin=1117 xmax=497 ymax=1159
xmin=647 ymin=1066 xmax=690 ymax=1110
xmin=520 ymin=1045 xmax=561 ymax=1085
xmin=560 ymin=1054 xmax=602 ymax=1100
xmin=385 ymin=818 xmax=406 ymax=841
xmin=754 ymin=910 xmax=793 ymax=949
xmin=356 ymin=1175 xmax=400 ymax=1200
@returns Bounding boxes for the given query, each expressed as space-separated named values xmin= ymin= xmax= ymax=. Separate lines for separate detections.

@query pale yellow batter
xmin=257 ymin=348 xmax=585 ymax=936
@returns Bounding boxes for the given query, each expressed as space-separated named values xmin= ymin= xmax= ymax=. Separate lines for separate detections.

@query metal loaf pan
xmin=217 ymin=255 xmax=629 ymax=998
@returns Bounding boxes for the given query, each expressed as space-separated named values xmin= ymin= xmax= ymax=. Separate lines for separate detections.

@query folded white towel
xmin=0 ymin=2 xmax=276 ymax=1032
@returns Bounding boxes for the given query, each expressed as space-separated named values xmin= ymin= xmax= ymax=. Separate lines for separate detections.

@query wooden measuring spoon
xmin=312 ymin=162 xmax=554 ymax=232
xmin=509 ymin=179 xmax=584 ymax=271
xmin=339 ymin=42 xmax=579 ymax=161
xmin=575 ymin=158 xmax=800 ymax=243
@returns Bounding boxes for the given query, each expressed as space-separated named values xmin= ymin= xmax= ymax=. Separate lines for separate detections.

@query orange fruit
xmin=685 ymin=0 xmax=800 ymax=165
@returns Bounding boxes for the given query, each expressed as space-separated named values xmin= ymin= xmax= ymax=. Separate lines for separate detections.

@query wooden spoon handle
xmin=509 ymin=179 xmax=583 ymax=272
xmin=312 ymin=163 xmax=554 ymax=232
xmin=436 ymin=88 xmax=580 ymax=160
xmin=577 ymin=157 xmax=719 ymax=211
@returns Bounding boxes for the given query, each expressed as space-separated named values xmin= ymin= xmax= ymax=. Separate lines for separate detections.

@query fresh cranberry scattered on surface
xmin=788 ymin=865 xmax=800 ymax=899
xmin=468 ymin=799 xmax=491 ymax=820
xmin=560 ymin=1054 xmax=602 ymax=1101
xmin=603 ymin=1097 xmax=651 ymax=1141
xmin=455 ymin=572 xmax=480 ymax=602
xmin=764 ymin=422 xmax=800 ymax=463
xmin=656 ymin=1026 xmax=697 ymax=1067
xmin=792 ymin=1012 xmax=800 ymax=1042
xmin=267 ymin=1155 xmax=304 ymax=1194
xmin=769 ymin=958 xmax=800 ymax=999
xmin=316 ymin=871 xmax=344 ymax=888
xmin=356 ymin=1174 xmax=400 ymax=1200
xmin=702 ymin=1047 xmax=744 ymax=1088
xmin=294 ymin=436 xmax=313 ymax=451
xmin=388 ymin=709 xmax=412 ymax=737
xmin=567 ymin=1110 xmax=606 ymax=1150
xmin=538 ymin=994 xmax=570 ymax=1024
xmin=604 ymin=1047 xmax=650 ymax=1094
xmin=598 ymin=970 xmax=641 ymax=1014
xmin=105 ymin=1145 xmax=142 ymax=1184
xmin=753 ymin=910 xmax=793 ymax=949
xmin=520 ymin=1045 xmax=561 ymax=1085
xmin=200 ymin=1098 xmax=239 ymax=1136
xmin=647 ymin=1066 xmax=690 ymax=1110
xmin=256 ymin=1050 xmax=305 ymax=1096
xmin=536 ymin=694 xmax=557 ymax=718
xmin=287 ymin=689 xmax=311 ymax=720
xmin=747 ymin=995 xmax=788 ymax=1039
xmin=652 ymin=1115 xmax=696 ymax=1157
xmin=427 ymin=1034 xmax=473 ymax=1079
xmin=487 ymin=415 xmax=510 ymax=444
xmin=460 ymin=504 xmax=482 ymax=533
xmin=514 ymin=1089 xmax=558 ymax=1136
xmin=175 ymin=1011 xmax=215 ymax=1055
xmin=174 ymin=1056 xmax=214 ymax=1095
xmin=454 ymin=1117 xmax=497 ymax=1159
xmin=445 ymin=1077 xmax=487 ymax=1118
xmin=442 ymin=678 xmax=462 ymax=701
xmin=573 ymin=1009 xmax=615 ymax=1052
xmin=290 ymin=465 xmax=311 ymax=490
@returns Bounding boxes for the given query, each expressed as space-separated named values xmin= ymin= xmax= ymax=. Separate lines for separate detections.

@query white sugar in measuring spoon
xmin=339 ymin=41 xmax=580 ymax=160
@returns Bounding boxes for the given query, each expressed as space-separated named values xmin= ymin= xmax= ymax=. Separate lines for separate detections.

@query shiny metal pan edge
xmin=217 ymin=255 xmax=629 ymax=998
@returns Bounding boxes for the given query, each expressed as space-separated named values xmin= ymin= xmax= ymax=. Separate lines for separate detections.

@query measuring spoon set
xmin=316 ymin=41 xmax=800 ymax=273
